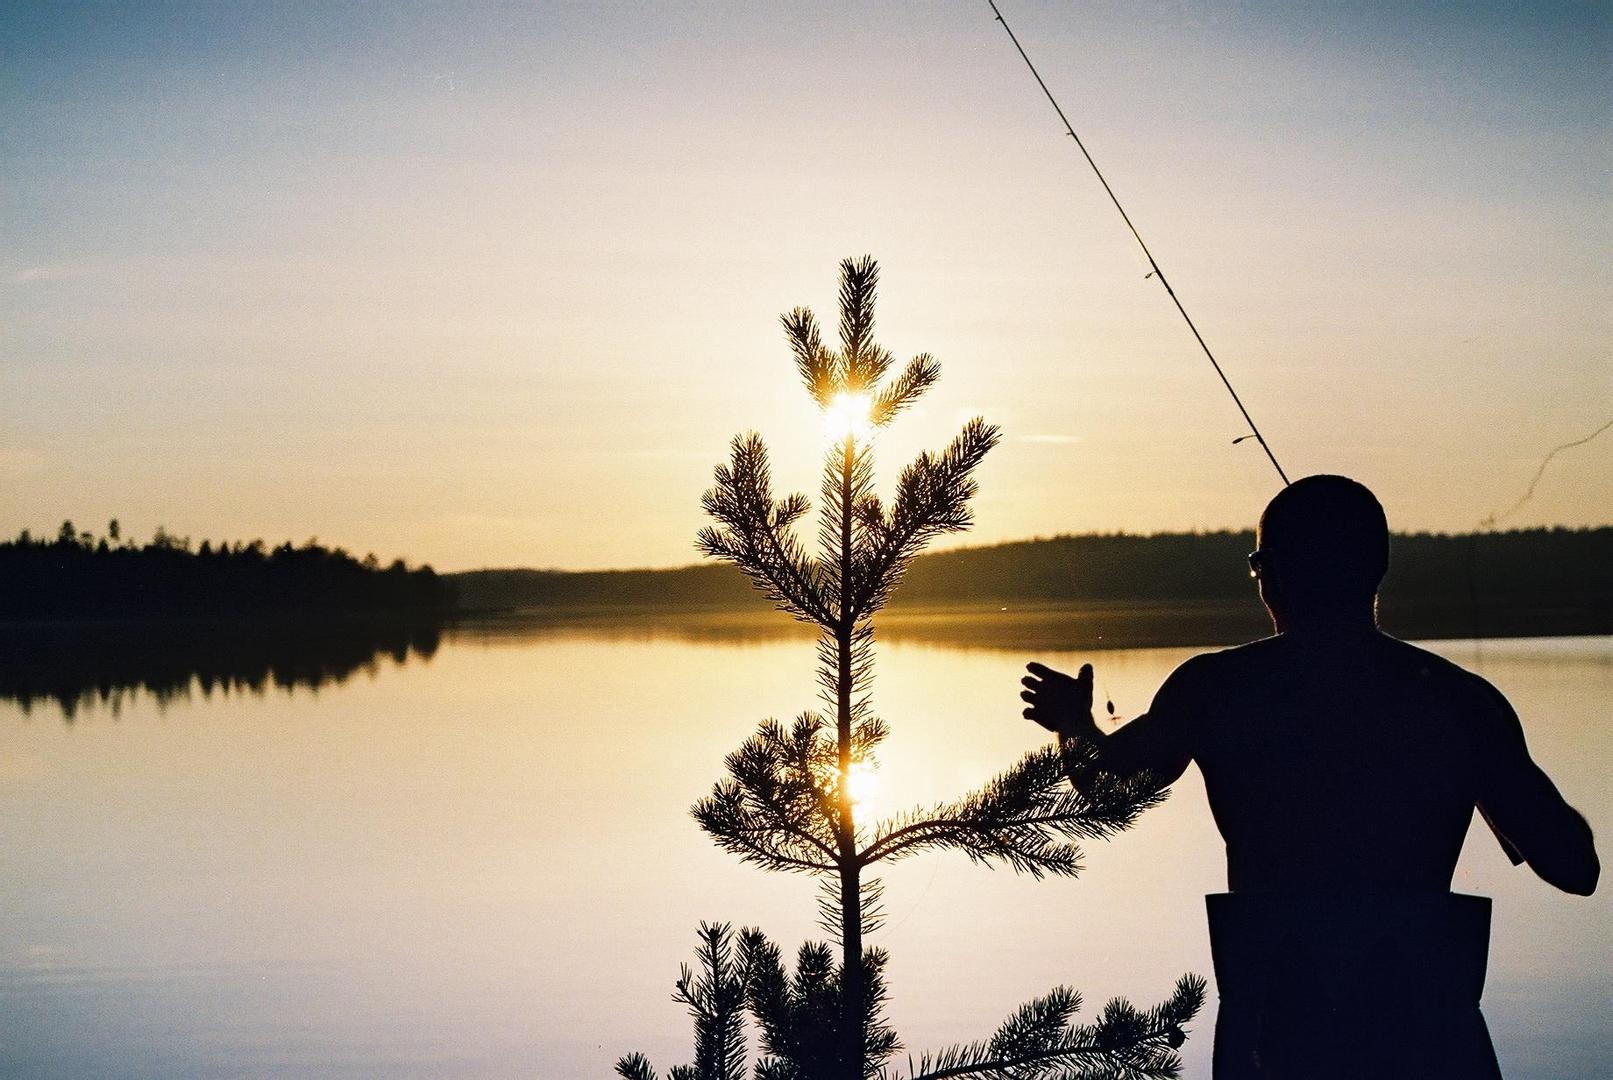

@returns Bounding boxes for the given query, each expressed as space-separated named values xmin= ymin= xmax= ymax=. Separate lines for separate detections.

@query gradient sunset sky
xmin=3 ymin=2 xmax=1608 ymax=571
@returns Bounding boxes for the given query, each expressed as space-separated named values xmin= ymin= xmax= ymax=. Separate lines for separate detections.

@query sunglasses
xmin=1246 ymin=550 xmax=1267 ymax=579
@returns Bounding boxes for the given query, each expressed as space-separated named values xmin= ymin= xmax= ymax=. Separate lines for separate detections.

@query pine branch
xmin=851 ymin=713 xmax=889 ymax=756
xmin=851 ymin=417 xmax=1002 ymax=621
xmin=900 ymin=975 xmax=1205 ymax=1080
xmin=870 ymin=353 xmax=942 ymax=427
xmin=783 ymin=306 xmax=838 ymax=408
xmin=858 ymin=743 xmax=1170 ymax=874
xmin=691 ymin=715 xmax=842 ymax=874
xmin=836 ymin=256 xmax=893 ymax=391
xmin=674 ymin=923 xmax=750 ymax=1080
xmin=698 ymin=433 xmax=832 ymax=625
xmin=615 ymin=1052 xmax=658 ymax=1080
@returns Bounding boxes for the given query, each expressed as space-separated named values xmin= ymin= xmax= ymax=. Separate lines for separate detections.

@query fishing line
xmin=984 ymin=0 xmax=1291 ymax=487
xmin=883 ymin=861 xmax=941 ymax=937
xmin=1479 ymin=417 xmax=1613 ymax=529
xmin=1466 ymin=415 xmax=1611 ymax=662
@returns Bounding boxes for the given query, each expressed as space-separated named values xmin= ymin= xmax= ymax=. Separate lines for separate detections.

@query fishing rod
xmin=984 ymin=0 xmax=1291 ymax=487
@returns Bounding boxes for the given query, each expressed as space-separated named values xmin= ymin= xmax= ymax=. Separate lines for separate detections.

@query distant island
xmin=450 ymin=527 xmax=1613 ymax=648
xmin=0 ymin=520 xmax=453 ymax=621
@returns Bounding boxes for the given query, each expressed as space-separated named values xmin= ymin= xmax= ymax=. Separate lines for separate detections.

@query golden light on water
xmin=847 ymin=759 xmax=881 ymax=817
xmin=822 ymin=391 xmax=875 ymax=444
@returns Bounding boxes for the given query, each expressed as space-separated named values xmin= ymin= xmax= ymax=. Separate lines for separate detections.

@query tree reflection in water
xmin=0 ymin=619 xmax=443 ymax=721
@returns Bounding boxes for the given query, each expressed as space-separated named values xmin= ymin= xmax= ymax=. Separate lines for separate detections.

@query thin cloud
xmin=4 ymin=265 xmax=91 ymax=286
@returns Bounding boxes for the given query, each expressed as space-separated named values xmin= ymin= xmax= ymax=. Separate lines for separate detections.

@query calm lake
xmin=1 ymin=622 xmax=1608 ymax=1078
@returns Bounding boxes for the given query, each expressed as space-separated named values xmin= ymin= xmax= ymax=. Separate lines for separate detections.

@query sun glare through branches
xmin=821 ymin=390 xmax=875 ymax=445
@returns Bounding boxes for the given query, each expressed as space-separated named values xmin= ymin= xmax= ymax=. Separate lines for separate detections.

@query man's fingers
xmin=1029 ymin=661 xmax=1095 ymax=688
xmin=1020 ymin=689 xmax=1036 ymax=703
xmin=1020 ymin=674 xmax=1043 ymax=689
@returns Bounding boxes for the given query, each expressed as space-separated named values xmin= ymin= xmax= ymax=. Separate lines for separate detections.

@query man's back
xmin=1165 ymin=632 xmax=1516 ymax=892
xmin=1111 ymin=629 xmax=1596 ymax=897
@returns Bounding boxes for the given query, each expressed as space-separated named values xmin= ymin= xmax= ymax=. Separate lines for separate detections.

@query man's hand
xmin=1021 ymin=661 xmax=1097 ymax=739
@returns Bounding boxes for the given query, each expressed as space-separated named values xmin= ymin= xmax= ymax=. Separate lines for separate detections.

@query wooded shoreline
xmin=450 ymin=527 xmax=1613 ymax=640
xmin=4 ymin=526 xmax=1607 ymax=645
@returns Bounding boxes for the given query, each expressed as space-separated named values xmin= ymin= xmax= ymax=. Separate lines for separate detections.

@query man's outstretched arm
xmin=1021 ymin=660 xmax=1193 ymax=788
xmin=1474 ymin=681 xmax=1599 ymax=896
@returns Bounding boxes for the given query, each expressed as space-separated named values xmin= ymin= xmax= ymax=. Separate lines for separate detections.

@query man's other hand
xmin=1022 ymin=661 xmax=1096 ymax=737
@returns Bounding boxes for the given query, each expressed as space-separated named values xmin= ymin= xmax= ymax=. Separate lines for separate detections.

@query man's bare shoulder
xmin=1175 ymin=635 xmax=1282 ymax=676
xmin=1374 ymin=635 xmax=1504 ymax=702
xmin=1173 ymin=634 xmax=1500 ymax=705
xmin=1154 ymin=636 xmax=1281 ymax=697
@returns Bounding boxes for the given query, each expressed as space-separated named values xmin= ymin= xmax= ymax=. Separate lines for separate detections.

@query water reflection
xmin=452 ymin=602 xmax=1274 ymax=652
xmin=0 ymin=620 xmax=444 ymax=720
xmin=447 ymin=599 xmax=1600 ymax=654
xmin=0 ymin=628 xmax=1604 ymax=1077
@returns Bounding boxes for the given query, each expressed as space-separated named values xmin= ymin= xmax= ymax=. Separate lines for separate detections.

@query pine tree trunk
xmin=836 ymin=438 xmax=864 ymax=1080
xmin=839 ymin=853 xmax=862 ymax=1080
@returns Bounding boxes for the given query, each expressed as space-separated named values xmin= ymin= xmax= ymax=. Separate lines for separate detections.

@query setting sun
xmin=822 ymin=391 xmax=875 ymax=445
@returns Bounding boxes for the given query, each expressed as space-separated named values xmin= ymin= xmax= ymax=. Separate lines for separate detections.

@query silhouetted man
xmin=1020 ymin=475 xmax=1598 ymax=1079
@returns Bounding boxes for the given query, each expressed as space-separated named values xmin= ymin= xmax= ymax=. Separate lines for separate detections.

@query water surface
xmin=1 ymin=625 xmax=1607 ymax=1077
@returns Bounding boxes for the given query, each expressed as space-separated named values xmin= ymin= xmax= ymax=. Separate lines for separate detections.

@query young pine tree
xmin=620 ymin=257 xmax=1203 ymax=1080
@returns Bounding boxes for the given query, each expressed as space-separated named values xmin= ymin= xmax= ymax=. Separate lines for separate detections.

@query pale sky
xmin=3 ymin=2 xmax=1609 ymax=571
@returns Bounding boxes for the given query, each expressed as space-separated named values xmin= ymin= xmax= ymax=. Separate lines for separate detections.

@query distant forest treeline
xmin=1 ymin=520 xmax=454 ymax=620
xmin=451 ymin=528 xmax=1613 ymax=637
xmin=6 ymin=522 xmax=1608 ymax=638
